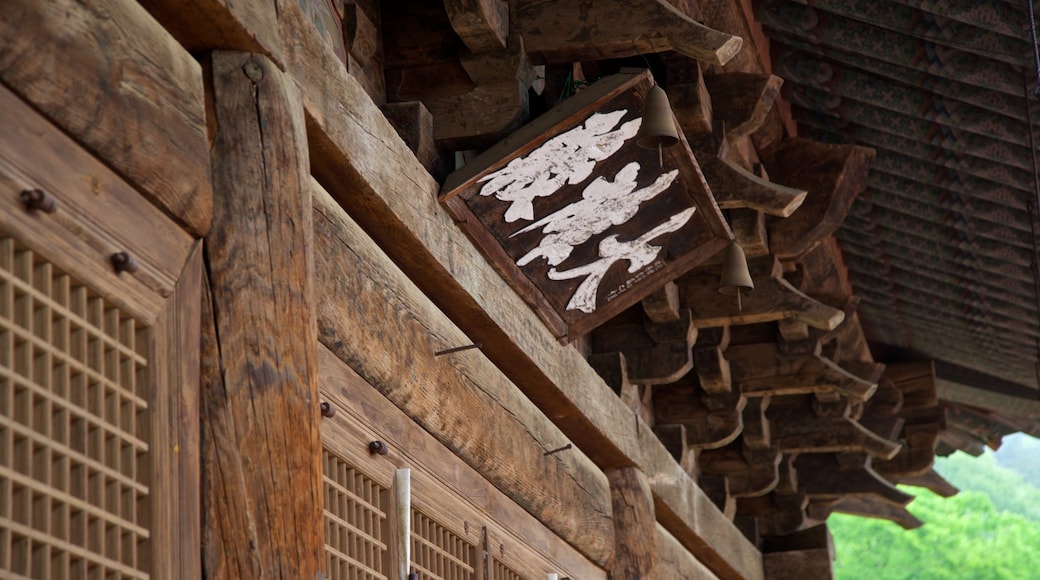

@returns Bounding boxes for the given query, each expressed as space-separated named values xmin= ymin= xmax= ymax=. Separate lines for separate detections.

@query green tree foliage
xmin=830 ymin=449 xmax=1040 ymax=579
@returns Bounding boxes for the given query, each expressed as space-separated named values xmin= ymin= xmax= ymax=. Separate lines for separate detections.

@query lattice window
xmin=411 ymin=510 xmax=476 ymax=580
xmin=0 ymin=237 xmax=152 ymax=579
xmin=490 ymin=559 xmax=524 ymax=580
xmin=323 ymin=450 xmax=388 ymax=580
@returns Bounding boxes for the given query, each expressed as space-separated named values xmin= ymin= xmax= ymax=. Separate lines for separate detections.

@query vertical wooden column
xmin=606 ymin=466 xmax=658 ymax=579
xmin=200 ymin=50 xmax=322 ymax=578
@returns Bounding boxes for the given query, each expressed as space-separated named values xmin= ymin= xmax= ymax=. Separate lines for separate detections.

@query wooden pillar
xmin=606 ymin=467 xmax=658 ymax=579
xmin=200 ymin=51 xmax=322 ymax=578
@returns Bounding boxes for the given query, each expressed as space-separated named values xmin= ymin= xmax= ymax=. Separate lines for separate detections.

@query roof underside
xmin=759 ymin=0 xmax=1040 ymax=423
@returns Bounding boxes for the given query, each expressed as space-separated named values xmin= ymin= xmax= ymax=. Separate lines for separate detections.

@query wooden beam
xmin=699 ymin=442 xmax=783 ymax=498
xmin=665 ymin=56 xmax=714 ymax=137
xmin=654 ymin=382 xmax=746 ymax=449
xmin=514 ymin=0 xmax=742 ymax=65
xmin=656 ymin=523 xmax=719 ymax=579
xmin=767 ymin=396 xmax=900 ymax=458
xmin=760 ymin=525 xmax=836 ymax=580
xmin=642 ymin=281 xmax=682 ymax=323
xmin=727 ymin=342 xmax=878 ymax=401
xmin=312 ymin=181 xmax=616 ymax=566
xmin=830 ymin=496 xmax=924 ymax=530
xmin=443 ymin=0 xmax=509 ymax=52
xmin=201 ymin=51 xmax=322 ymax=577
xmin=895 ymin=468 xmax=959 ymax=498
xmin=2 ymin=0 xmax=213 ymax=236
xmin=729 ymin=208 xmax=771 ymax=258
xmin=626 ymin=310 xmax=698 ymax=385
xmin=137 ymin=0 xmax=283 ymax=65
xmin=762 ymin=138 xmax=876 ymax=260
xmin=282 ymin=10 xmax=761 ymax=575
xmin=679 ymin=256 xmax=845 ymax=330
xmin=607 ymin=467 xmax=659 ymax=579
xmin=343 ymin=1 xmax=387 ymax=104
xmin=695 ymin=327 xmax=734 ymax=395
xmin=795 ymin=453 xmax=914 ymax=507
xmin=703 ymin=157 xmax=807 ymax=217
xmin=427 ymin=46 xmax=535 ymax=149
xmin=704 ymin=73 xmax=784 ymax=139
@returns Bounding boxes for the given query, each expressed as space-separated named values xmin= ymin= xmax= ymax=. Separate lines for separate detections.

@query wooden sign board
xmin=440 ymin=70 xmax=732 ymax=341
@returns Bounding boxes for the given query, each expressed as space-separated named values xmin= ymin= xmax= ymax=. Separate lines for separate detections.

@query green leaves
xmin=831 ymin=446 xmax=1040 ymax=579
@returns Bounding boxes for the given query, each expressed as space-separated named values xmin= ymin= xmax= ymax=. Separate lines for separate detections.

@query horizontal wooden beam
xmin=312 ymin=182 xmax=616 ymax=566
xmin=4 ymin=0 xmax=213 ymax=236
xmin=680 ymin=256 xmax=845 ymax=330
xmin=318 ymin=346 xmax=606 ymax=578
xmin=727 ymin=342 xmax=877 ymax=401
xmin=514 ymin=0 xmax=742 ymax=65
xmin=274 ymin=7 xmax=762 ymax=576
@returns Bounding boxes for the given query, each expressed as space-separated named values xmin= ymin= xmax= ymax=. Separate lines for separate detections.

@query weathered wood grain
xmin=317 ymin=346 xmax=608 ymax=579
xmin=679 ymin=256 xmax=845 ymax=331
xmin=201 ymin=51 xmax=322 ymax=579
xmin=311 ymin=181 xmax=616 ymax=566
xmin=607 ymin=467 xmax=659 ymax=579
xmin=728 ymin=342 xmax=877 ymax=401
xmin=702 ymin=158 xmax=807 ymax=217
xmin=278 ymin=11 xmax=761 ymax=576
xmin=763 ymin=138 xmax=876 ymax=260
xmin=514 ymin=0 xmax=742 ymax=65
xmin=0 ymin=85 xmax=195 ymax=321
xmin=657 ymin=523 xmax=721 ymax=579
xmin=705 ymin=73 xmax=784 ymax=139
xmin=444 ymin=0 xmax=509 ymax=52
xmin=1 ymin=0 xmax=213 ymax=236
xmin=138 ymin=0 xmax=284 ymax=66
xmin=152 ymin=242 xmax=203 ymax=579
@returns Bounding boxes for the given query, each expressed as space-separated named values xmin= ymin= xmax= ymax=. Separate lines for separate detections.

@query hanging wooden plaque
xmin=440 ymin=70 xmax=732 ymax=341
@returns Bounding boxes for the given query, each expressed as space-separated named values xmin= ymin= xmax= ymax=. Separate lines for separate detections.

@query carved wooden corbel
xmin=726 ymin=341 xmax=877 ymax=401
xmin=762 ymin=138 xmax=876 ymax=260
xmin=680 ymin=255 xmax=845 ymax=330
xmin=655 ymin=382 xmax=746 ymax=450
xmin=514 ymin=0 xmax=742 ymax=65
xmin=766 ymin=395 xmax=899 ymax=458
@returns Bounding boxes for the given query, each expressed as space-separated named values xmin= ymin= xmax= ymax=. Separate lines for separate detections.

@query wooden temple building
xmin=3 ymin=0 xmax=1039 ymax=578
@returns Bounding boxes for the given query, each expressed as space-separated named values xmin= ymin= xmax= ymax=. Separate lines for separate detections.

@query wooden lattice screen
xmin=491 ymin=559 xmax=524 ymax=580
xmin=323 ymin=449 xmax=389 ymax=580
xmin=410 ymin=510 xmax=477 ymax=580
xmin=0 ymin=237 xmax=152 ymax=578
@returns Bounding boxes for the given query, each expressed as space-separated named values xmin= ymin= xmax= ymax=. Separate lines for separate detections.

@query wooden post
xmin=606 ymin=467 xmax=658 ymax=579
xmin=200 ymin=51 xmax=322 ymax=578
xmin=387 ymin=469 xmax=412 ymax=580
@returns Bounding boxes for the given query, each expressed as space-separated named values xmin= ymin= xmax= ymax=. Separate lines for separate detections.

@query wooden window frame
xmin=0 ymin=84 xmax=201 ymax=579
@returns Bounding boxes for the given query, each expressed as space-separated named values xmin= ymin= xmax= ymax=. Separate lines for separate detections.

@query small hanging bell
xmin=719 ymin=242 xmax=754 ymax=313
xmin=637 ymin=84 xmax=680 ymax=167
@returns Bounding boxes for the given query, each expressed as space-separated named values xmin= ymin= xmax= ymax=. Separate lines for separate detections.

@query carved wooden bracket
xmin=762 ymin=138 xmax=876 ymax=260
xmin=767 ymin=396 xmax=899 ymax=458
xmin=514 ymin=0 xmax=742 ymax=65
xmin=654 ymin=380 xmax=746 ymax=450
xmin=727 ymin=342 xmax=877 ymax=401
xmin=680 ymin=255 xmax=844 ymax=330
xmin=700 ymin=442 xmax=784 ymax=498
